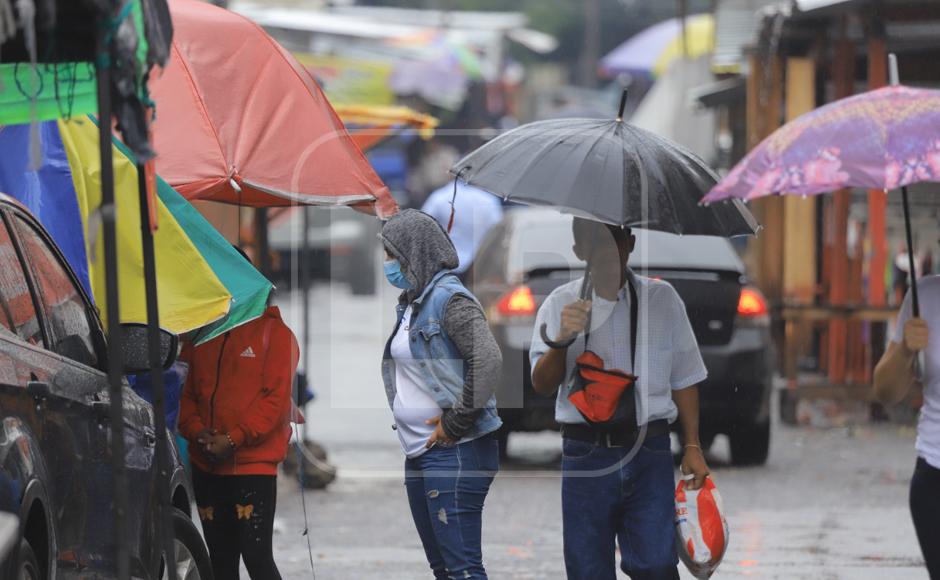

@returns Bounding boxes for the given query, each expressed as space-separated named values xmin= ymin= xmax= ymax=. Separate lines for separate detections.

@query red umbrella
xmin=149 ymin=0 xmax=396 ymax=216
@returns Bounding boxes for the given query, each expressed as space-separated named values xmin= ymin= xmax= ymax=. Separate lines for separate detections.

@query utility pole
xmin=256 ymin=207 xmax=272 ymax=280
xmin=579 ymin=0 xmax=601 ymax=87
xmin=678 ymin=0 xmax=689 ymax=58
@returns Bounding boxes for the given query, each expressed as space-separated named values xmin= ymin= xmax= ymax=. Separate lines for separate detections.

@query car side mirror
xmin=120 ymin=323 xmax=179 ymax=374
xmin=56 ymin=334 xmax=98 ymax=368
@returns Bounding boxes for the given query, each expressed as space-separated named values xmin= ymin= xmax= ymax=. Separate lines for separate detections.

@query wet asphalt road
xmin=260 ymin=286 xmax=928 ymax=580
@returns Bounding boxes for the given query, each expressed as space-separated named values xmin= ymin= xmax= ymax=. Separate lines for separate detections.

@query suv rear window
xmin=14 ymin=217 xmax=100 ymax=368
xmin=0 ymin=218 xmax=41 ymax=345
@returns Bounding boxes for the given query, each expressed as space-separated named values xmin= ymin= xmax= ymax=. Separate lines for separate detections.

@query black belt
xmin=561 ymin=419 xmax=670 ymax=449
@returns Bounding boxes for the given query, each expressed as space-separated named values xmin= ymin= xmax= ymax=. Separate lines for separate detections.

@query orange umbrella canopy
xmin=150 ymin=0 xmax=396 ymax=217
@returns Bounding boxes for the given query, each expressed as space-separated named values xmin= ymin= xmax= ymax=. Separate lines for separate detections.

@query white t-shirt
xmin=391 ymin=305 xmax=442 ymax=458
xmin=530 ymin=272 xmax=707 ymax=425
xmin=893 ymin=275 xmax=940 ymax=469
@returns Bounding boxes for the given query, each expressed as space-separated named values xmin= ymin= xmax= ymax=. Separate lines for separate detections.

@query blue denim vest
xmin=382 ymin=271 xmax=502 ymax=440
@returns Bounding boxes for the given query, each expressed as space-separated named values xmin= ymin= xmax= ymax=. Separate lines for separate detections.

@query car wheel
xmin=17 ymin=539 xmax=40 ymax=580
xmin=161 ymin=508 xmax=213 ymax=580
xmin=729 ymin=419 xmax=771 ymax=466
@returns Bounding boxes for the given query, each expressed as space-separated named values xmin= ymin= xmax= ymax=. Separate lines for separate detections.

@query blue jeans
xmin=404 ymin=433 xmax=499 ymax=579
xmin=562 ymin=434 xmax=679 ymax=580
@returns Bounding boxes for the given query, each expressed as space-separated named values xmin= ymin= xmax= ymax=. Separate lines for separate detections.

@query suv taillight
xmin=496 ymin=285 xmax=536 ymax=317
xmin=738 ymin=287 xmax=768 ymax=318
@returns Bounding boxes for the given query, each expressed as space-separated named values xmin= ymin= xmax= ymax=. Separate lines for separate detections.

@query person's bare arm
xmin=532 ymin=347 xmax=568 ymax=396
xmin=531 ymin=300 xmax=591 ymax=396
xmin=673 ymin=385 xmax=708 ymax=490
xmin=874 ymin=318 xmax=928 ymax=406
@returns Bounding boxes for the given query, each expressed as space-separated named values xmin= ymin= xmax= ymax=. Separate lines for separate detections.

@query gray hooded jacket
xmin=381 ymin=209 xmax=502 ymax=440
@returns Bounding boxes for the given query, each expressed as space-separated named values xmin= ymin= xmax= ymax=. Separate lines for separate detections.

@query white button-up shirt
xmin=530 ymin=270 xmax=707 ymax=425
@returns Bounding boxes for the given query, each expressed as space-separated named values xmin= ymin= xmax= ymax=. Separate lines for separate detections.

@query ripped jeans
xmin=404 ymin=432 xmax=499 ymax=580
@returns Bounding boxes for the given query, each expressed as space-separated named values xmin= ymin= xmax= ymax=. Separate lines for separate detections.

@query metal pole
xmin=578 ymin=0 xmax=600 ymax=88
xmin=890 ymin=53 xmax=920 ymax=317
xmin=678 ymin=0 xmax=689 ymax=58
xmin=300 ymin=206 xmax=311 ymax=441
xmin=901 ymin=186 xmax=921 ymax=317
xmin=256 ymin=207 xmax=271 ymax=280
xmin=888 ymin=53 xmax=900 ymax=86
xmin=96 ymin=23 xmax=130 ymax=580
xmin=137 ymin=166 xmax=178 ymax=580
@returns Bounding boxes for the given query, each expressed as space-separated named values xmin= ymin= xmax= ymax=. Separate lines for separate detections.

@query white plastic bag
xmin=675 ymin=474 xmax=729 ymax=579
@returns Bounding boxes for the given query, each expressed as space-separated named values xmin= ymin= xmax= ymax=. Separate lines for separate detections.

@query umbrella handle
xmin=540 ymin=322 xmax=577 ymax=349
xmin=539 ymin=262 xmax=594 ymax=349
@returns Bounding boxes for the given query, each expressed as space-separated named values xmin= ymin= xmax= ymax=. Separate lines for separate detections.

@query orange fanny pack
xmin=567 ymin=278 xmax=639 ymax=427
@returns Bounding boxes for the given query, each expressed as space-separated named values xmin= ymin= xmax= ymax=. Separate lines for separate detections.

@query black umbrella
xmin=451 ymin=90 xmax=759 ymax=348
xmin=452 ymin=91 xmax=759 ymax=237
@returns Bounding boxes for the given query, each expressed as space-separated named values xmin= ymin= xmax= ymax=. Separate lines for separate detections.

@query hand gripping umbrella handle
xmin=540 ymin=323 xmax=577 ymax=349
xmin=539 ymin=269 xmax=593 ymax=350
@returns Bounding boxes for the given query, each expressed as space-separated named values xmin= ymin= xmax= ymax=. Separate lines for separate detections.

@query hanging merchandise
xmin=0 ymin=0 xmax=173 ymax=159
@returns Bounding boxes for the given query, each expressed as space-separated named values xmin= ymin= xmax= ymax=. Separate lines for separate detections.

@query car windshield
xmin=506 ymin=210 xmax=745 ymax=277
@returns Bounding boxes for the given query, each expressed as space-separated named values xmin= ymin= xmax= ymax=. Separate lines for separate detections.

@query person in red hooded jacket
xmin=179 ymin=285 xmax=299 ymax=580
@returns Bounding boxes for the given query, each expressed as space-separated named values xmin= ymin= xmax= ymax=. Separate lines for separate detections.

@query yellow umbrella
xmin=653 ymin=15 xmax=714 ymax=77
xmin=57 ymin=117 xmax=232 ymax=333
xmin=600 ymin=14 xmax=714 ymax=78
xmin=335 ymin=105 xmax=438 ymax=152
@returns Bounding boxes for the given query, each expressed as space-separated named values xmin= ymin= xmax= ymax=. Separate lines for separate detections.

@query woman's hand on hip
xmin=425 ymin=416 xmax=456 ymax=449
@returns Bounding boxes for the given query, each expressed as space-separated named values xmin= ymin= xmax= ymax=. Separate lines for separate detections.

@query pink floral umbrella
xmin=703 ymin=84 xmax=940 ymax=315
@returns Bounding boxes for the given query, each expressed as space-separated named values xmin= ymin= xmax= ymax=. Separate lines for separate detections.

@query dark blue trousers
xmin=561 ymin=434 xmax=679 ymax=580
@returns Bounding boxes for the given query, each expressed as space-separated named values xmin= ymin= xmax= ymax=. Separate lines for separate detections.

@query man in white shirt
xmin=530 ymin=218 xmax=709 ymax=580
xmin=874 ymin=276 xmax=940 ymax=579
xmin=422 ymin=181 xmax=503 ymax=275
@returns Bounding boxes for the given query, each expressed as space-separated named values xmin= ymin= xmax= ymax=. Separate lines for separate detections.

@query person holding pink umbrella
xmin=874 ymin=280 xmax=940 ymax=579
xmin=703 ymin=57 xmax=940 ymax=579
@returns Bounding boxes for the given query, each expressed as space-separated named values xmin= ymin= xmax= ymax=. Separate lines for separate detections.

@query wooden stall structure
xmin=728 ymin=0 xmax=940 ymax=419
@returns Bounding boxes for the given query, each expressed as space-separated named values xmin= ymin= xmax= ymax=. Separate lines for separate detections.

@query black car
xmin=0 ymin=195 xmax=211 ymax=579
xmin=469 ymin=208 xmax=774 ymax=466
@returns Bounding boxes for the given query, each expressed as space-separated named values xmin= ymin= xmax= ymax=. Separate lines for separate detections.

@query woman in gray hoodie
xmin=380 ymin=209 xmax=502 ymax=580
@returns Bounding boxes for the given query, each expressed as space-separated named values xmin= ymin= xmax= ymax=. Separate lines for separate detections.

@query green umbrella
xmin=160 ymin=184 xmax=273 ymax=344
xmin=109 ymin=133 xmax=273 ymax=344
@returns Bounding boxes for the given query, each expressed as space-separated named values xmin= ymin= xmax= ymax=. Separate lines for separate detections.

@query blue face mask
xmin=384 ymin=259 xmax=414 ymax=290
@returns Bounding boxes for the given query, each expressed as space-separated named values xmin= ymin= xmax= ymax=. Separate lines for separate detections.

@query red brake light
xmin=738 ymin=287 xmax=768 ymax=317
xmin=496 ymin=286 xmax=536 ymax=317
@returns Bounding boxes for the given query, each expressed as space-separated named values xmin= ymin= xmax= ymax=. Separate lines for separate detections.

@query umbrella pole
xmin=137 ymin=165 xmax=178 ymax=580
xmin=301 ymin=205 xmax=311 ymax=442
xmin=95 ymin=26 xmax=130 ymax=580
xmin=901 ymin=185 xmax=921 ymax=317
xmin=890 ymin=55 xmax=920 ymax=317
